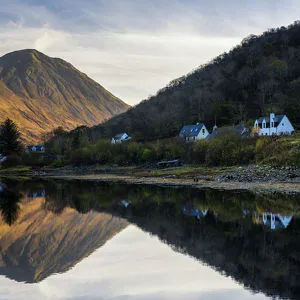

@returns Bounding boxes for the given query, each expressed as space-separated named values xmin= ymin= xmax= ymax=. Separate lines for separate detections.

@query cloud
xmin=34 ymin=30 xmax=71 ymax=52
xmin=0 ymin=225 xmax=270 ymax=300
xmin=0 ymin=0 xmax=300 ymax=105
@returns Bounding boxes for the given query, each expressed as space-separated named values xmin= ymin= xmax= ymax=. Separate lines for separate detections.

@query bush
xmin=70 ymin=147 xmax=93 ymax=166
xmin=1 ymin=155 xmax=22 ymax=168
xmin=23 ymin=153 xmax=44 ymax=167
xmin=205 ymin=134 xmax=255 ymax=166
xmin=141 ymin=148 xmax=153 ymax=162
xmin=193 ymin=140 xmax=208 ymax=163
xmin=255 ymin=136 xmax=290 ymax=163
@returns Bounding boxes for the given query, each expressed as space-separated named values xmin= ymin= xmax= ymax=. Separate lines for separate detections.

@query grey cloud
xmin=0 ymin=0 xmax=300 ymax=104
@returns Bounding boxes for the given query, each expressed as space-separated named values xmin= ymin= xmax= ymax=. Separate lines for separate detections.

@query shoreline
xmin=47 ymin=173 xmax=300 ymax=195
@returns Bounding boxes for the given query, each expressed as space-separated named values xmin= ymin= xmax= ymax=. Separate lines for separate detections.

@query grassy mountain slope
xmin=0 ymin=49 xmax=130 ymax=144
xmin=88 ymin=21 xmax=300 ymax=141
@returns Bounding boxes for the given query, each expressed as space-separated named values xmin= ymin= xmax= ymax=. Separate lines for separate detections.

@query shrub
xmin=193 ymin=140 xmax=208 ymax=163
xmin=70 ymin=147 xmax=93 ymax=166
xmin=255 ymin=136 xmax=290 ymax=163
xmin=141 ymin=148 xmax=153 ymax=162
xmin=23 ymin=153 xmax=44 ymax=167
xmin=1 ymin=155 xmax=22 ymax=168
xmin=205 ymin=134 xmax=255 ymax=166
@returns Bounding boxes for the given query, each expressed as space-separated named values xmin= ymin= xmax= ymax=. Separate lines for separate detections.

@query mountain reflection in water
xmin=0 ymin=179 xmax=299 ymax=299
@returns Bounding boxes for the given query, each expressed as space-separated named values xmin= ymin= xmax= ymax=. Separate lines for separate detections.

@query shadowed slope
xmin=87 ymin=22 xmax=300 ymax=141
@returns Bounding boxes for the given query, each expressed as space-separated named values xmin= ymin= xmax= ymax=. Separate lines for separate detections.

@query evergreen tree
xmin=0 ymin=118 xmax=23 ymax=155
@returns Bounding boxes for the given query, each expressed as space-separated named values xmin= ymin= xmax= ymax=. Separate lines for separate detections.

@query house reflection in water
xmin=182 ymin=204 xmax=208 ymax=219
xmin=183 ymin=204 xmax=293 ymax=231
xmin=26 ymin=190 xmax=46 ymax=199
xmin=253 ymin=212 xmax=293 ymax=230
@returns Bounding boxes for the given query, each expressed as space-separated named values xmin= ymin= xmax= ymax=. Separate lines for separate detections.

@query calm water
xmin=0 ymin=179 xmax=299 ymax=300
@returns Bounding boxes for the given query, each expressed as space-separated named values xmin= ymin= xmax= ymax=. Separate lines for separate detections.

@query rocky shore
xmin=49 ymin=171 xmax=300 ymax=195
xmin=216 ymin=165 xmax=300 ymax=183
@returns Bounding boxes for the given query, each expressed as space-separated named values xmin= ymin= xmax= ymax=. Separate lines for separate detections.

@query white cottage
xmin=254 ymin=113 xmax=294 ymax=136
xmin=253 ymin=212 xmax=293 ymax=230
xmin=179 ymin=123 xmax=209 ymax=142
xmin=111 ymin=133 xmax=131 ymax=144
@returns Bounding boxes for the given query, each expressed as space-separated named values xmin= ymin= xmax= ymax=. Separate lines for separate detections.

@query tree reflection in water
xmin=0 ymin=187 xmax=21 ymax=226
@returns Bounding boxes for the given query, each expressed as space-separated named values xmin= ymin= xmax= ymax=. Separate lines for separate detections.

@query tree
xmin=53 ymin=126 xmax=66 ymax=137
xmin=0 ymin=189 xmax=21 ymax=226
xmin=0 ymin=119 xmax=23 ymax=155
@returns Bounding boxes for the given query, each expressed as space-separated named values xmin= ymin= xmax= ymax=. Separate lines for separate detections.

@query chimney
xmin=270 ymin=113 xmax=275 ymax=128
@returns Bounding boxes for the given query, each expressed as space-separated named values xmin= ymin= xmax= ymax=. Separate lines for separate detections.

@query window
xmin=282 ymin=123 xmax=284 ymax=126
xmin=202 ymin=128 xmax=205 ymax=134
xmin=263 ymin=123 xmax=266 ymax=128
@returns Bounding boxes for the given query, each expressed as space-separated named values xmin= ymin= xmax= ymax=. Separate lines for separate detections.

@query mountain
xmin=86 ymin=21 xmax=300 ymax=141
xmin=0 ymin=195 xmax=128 ymax=283
xmin=0 ymin=49 xmax=130 ymax=144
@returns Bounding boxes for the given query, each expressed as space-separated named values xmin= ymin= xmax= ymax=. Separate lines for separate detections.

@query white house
xmin=179 ymin=123 xmax=209 ymax=142
xmin=254 ymin=113 xmax=294 ymax=136
xmin=111 ymin=133 xmax=131 ymax=144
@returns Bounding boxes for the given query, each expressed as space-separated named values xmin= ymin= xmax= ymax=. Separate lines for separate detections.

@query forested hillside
xmin=88 ymin=21 xmax=300 ymax=141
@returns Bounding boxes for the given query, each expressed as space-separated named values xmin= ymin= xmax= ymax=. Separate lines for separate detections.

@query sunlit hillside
xmin=0 ymin=49 xmax=130 ymax=144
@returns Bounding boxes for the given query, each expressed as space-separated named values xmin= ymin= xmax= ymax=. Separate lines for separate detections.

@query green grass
xmin=0 ymin=166 xmax=32 ymax=174
xmin=149 ymin=165 xmax=236 ymax=177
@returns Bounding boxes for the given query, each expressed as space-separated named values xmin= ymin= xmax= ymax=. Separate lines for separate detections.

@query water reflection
xmin=181 ymin=203 xmax=293 ymax=231
xmin=0 ymin=185 xmax=21 ymax=226
xmin=0 ymin=179 xmax=299 ymax=299
xmin=252 ymin=212 xmax=293 ymax=230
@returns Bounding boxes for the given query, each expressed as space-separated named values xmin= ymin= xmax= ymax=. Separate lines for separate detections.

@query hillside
xmin=0 ymin=195 xmax=128 ymax=283
xmin=0 ymin=49 xmax=129 ymax=144
xmin=87 ymin=21 xmax=300 ymax=141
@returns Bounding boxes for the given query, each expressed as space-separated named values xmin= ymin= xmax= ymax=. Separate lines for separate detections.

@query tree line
xmin=0 ymin=118 xmax=299 ymax=168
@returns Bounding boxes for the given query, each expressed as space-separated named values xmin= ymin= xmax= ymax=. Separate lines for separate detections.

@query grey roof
xmin=179 ymin=124 xmax=205 ymax=138
xmin=257 ymin=115 xmax=285 ymax=125
xmin=114 ymin=133 xmax=127 ymax=139
xmin=206 ymin=125 xmax=248 ymax=140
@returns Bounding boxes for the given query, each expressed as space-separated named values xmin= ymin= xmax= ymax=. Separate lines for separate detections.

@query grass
xmin=149 ymin=165 xmax=236 ymax=177
xmin=0 ymin=166 xmax=32 ymax=174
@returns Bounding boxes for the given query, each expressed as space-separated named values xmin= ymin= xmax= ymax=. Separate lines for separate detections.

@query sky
xmin=0 ymin=225 xmax=270 ymax=299
xmin=0 ymin=1 xmax=300 ymax=105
